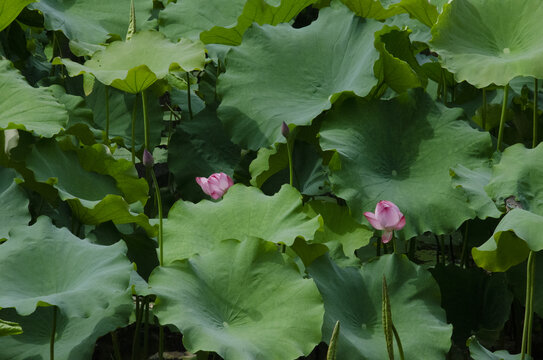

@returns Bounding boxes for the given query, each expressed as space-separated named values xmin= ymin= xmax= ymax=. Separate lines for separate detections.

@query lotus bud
xmin=143 ymin=149 xmax=154 ymax=168
xmin=281 ymin=121 xmax=290 ymax=139
xmin=364 ymin=200 xmax=406 ymax=243
xmin=195 ymin=172 xmax=234 ymax=200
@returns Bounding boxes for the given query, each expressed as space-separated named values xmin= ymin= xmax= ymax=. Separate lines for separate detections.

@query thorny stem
xmin=286 ymin=139 xmax=294 ymax=187
xmin=391 ymin=323 xmax=405 ymax=360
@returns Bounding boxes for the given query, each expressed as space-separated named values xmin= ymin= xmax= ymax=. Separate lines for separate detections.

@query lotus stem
xmin=482 ymin=88 xmax=487 ymax=130
xmin=521 ymin=251 xmax=535 ymax=360
xmin=286 ymin=139 xmax=294 ymax=187
xmin=496 ymin=84 xmax=509 ymax=152
xmin=382 ymin=276 xmax=394 ymax=359
xmin=391 ymin=323 xmax=405 ymax=360
xmin=141 ymin=90 xmax=150 ymax=151
xmin=150 ymin=170 xmax=164 ymax=266
xmin=50 ymin=306 xmax=57 ymax=360
xmin=159 ymin=325 xmax=165 ymax=360
xmin=186 ymin=72 xmax=193 ymax=121
xmin=104 ymin=86 xmax=110 ymax=145
xmin=533 ymin=78 xmax=538 ymax=148
xmin=131 ymin=94 xmax=138 ymax=165
xmin=143 ymin=297 xmax=150 ymax=359
xmin=441 ymin=70 xmax=448 ymax=104
xmin=460 ymin=222 xmax=469 ymax=269
xmin=131 ymin=296 xmax=143 ymax=360
xmin=111 ymin=331 xmax=122 ymax=360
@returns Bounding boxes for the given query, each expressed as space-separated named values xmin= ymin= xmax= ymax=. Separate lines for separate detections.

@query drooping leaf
xmin=0 ymin=167 xmax=30 ymax=241
xmin=0 ymin=319 xmax=22 ymax=337
xmin=57 ymin=30 xmax=205 ymax=94
xmin=0 ymin=60 xmax=68 ymax=137
xmin=308 ymin=254 xmax=452 ymax=359
xmin=0 ymin=216 xmax=133 ymax=317
xmin=23 ymin=139 xmax=156 ymax=235
xmin=0 ymin=291 xmax=132 ymax=359
xmin=168 ymin=108 xmax=241 ymax=202
xmin=319 ymin=90 xmax=493 ymax=239
xmin=430 ymin=0 xmax=543 ymax=87
xmin=150 ymin=238 xmax=324 ymax=360
xmin=0 ymin=0 xmax=35 ymax=32
xmin=472 ymin=208 xmax=543 ymax=272
xmin=160 ymin=0 xmax=317 ymax=45
xmin=216 ymin=3 xmax=383 ymax=149
xmin=29 ymin=0 xmax=153 ymax=55
xmin=468 ymin=337 xmax=528 ymax=360
xmin=485 ymin=143 xmax=543 ymax=215
xmin=163 ymin=184 xmax=321 ymax=263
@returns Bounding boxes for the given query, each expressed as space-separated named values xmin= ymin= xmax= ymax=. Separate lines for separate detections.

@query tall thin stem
xmin=186 ymin=72 xmax=193 ymax=121
xmin=461 ymin=222 xmax=469 ymax=269
xmin=391 ymin=324 xmax=405 ymax=360
xmin=151 ymin=170 xmax=164 ymax=266
xmin=143 ymin=298 xmax=150 ymax=359
xmin=482 ymin=88 xmax=487 ymax=130
xmin=131 ymin=296 xmax=142 ymax=360
xmin=286 ymin=140 xmax=293 ymax=187
xmin=104 ymin=86 xmax=110 ymax=145
xmin=141 ymin=90 xmax=150 ymax=150
xmin=111 ymin=331 xmax=122 ymax=360
xmin=131 ymin=94 xmax=138 ymax=165
xmin=533 ymin=79 xmax=538 ymax=148
xmin=50 ymin=306 xmax=57 ymax=360
xmin=496 ymin=84 xmax=510 ymax=152
xmin=521 ymin=251 xmax=535 ymax=360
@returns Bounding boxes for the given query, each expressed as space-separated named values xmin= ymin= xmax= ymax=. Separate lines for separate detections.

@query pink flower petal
xmin=381 ymin=230 xmax=393 ymax=244
xmin=195 ymin=177 xmax=211 ymax=196
xmin=196 ymin=173 xmax=234 ymax=199
xmin=394 ymin=215 xmax=406 ymax=230
xmin=364 ymin=212 xmax=384 ymax=230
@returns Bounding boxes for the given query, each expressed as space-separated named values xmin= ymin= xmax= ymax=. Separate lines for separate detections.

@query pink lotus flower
xmin=364 ymin=201 xmax=406 ymax=243
xmin=195 ymin=172 xmax=234 ymax=200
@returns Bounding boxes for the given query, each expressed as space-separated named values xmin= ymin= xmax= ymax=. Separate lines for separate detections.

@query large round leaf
xmin=0 ymin=60 xmax=68 ymax=137
xmin=308 ymin=254 xmax=452 ymax=359
xmin=29 ymin=0 xmax=153 ymax=54
xmin=163 ymin=184 xmax=321 ymax=263
xmin=319 ymin=90 xmax=493 ymax=239
xmin=23 ymin=139 xmax=156 ymax=235
xmin=485 ymin=143 xmax=543 ymax=215
xmin=216 ymin=2 xmax=382 ymax=149
xmin=150 ymin=238 xmax=324 ymax=360
xmin=58 ymin=30 xmax=205 ymax=94
xmin=0 ymin=216 xmax=133 ymax=317
xmin=0 ymin=167 xmax=30 ymax=241
xmin=472 ymin=208 xmax=543 ymax=272
xmin=430 ymin=0 xmax=543 ymax=87
xmin=160 ymin=0 xmax=317 ymax=45
xmin=0 ymin=291 xmax=132 ymax=360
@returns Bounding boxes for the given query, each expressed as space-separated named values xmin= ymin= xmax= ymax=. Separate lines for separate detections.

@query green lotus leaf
xmin=0 ymin=167 xmax=30 ymax=241
xmin=163 ymin=184 xmax=321 ymax=263
xmin=0 ymin=319 xmax=22 ymax=337
xmin=216 ymin=3 xmax=383 ymax=149
xmin=306 ymin=200 xmax=373 ymax=259
xmin=430 ymin=0 xmax=543 ymax=87
xmin=0 ymin=216 xmax=132 ymax=317
xmin=472 ymin=208 xmax=543 ymax=272
xmin=485 ymin=143 xmax=543 ymax=215
xmin=450 ymin=164 xmax=501 ymax=219
xmin=319 ymin=90 xmax=493 ymax=239
xmin=57 ymin=30 xmax=205 ymax=94
xmin=23 ymin=139 xmax=156 ymax=235
xmin=308 ymin=254 xmax=452 ymax=359
xmin=0 ymin=0 xmax=35 ymax=32
xmin=160 ymin=0 xmax=317 ymax=45
xmin=341 ymin=0 xmax=439 ymax=26
xmin=150 ymin=238 xmax=324 ymax=360
xmin=468 ymin=337 xmax=527 ymax=360
xmin=384 ymin=14 xmax=431 ymax=44
xmin=168 ymin=108 xmax=241 ymax=203
xmin=0 ymin=291 xmax=132 ymax=359
xmin=29 ymin=0 xmax=153 ymax=55
xmin=0 ymin=60 xmax=68 ymax=137
xmin=374 ymin=26 xmax=423 ymax=94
